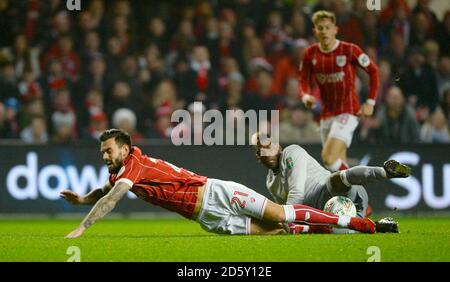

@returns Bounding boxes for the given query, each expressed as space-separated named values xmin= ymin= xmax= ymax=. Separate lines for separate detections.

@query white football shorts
xmin=196 ymin=178 xmax=268 ymax=235
xmin=320 ymin=113 xmax=359 ymax=147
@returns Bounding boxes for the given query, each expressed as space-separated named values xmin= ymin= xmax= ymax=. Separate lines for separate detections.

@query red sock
xmin=289 ymin=204 xmax=375 ymax=233
xmin=289 ymin=223 xmax=333 ymax=234
xmin=339 ymin=161 xmax=349 ymax=171
xmin=292 ymin=204 xmax=341 ymax=225
xmin=326 ymin=159 xmax=349 ymax=172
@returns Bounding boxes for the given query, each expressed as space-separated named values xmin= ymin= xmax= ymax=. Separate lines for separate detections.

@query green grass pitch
xmin=1 ymin=217 xmax=449 ymax=262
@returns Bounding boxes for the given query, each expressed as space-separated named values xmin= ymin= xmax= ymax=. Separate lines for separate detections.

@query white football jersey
xmin=266 ymin=145 xmax=331 ymax=204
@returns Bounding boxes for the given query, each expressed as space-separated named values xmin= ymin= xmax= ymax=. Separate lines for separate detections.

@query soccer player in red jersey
xmin=299 ymin=11 xmax=380 ymax=172
xmin=62 ymin=128 xmax=379 ymax=238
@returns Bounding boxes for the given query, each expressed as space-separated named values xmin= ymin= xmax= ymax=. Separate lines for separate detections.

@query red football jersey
xmin=109 ymin=146 xmax=207 ymax=219
xmin=299 ymin=40 xmax=379 ymax=119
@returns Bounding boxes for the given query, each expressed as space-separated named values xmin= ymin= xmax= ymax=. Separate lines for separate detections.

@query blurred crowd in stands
xmin=0 ymin=0 xmax=449 ymax=144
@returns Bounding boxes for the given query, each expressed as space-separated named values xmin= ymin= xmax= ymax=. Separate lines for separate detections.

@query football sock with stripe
xmin=340 ymin=166 xmax=387 ymax=187
xmin=284 ymin=204 xmax=351 ymax=227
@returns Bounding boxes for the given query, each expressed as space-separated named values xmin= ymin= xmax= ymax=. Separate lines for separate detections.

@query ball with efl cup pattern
xmin=324 ymin=196 xmax=357 ymax=217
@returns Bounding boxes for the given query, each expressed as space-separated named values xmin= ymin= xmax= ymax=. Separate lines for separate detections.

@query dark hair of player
xmin=99 ymin=128 xmax=132 ymax=150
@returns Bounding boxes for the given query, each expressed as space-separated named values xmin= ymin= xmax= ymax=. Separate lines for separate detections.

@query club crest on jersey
xmin=358 ymin=54 xmax=370 ymax=67
xmin=286 ymin=157 xmax=294 ymax=170
xmin=312 ymin=58 xmax=317 ymax=65
xmin=336 ymin=56 xmax=346 ymax=67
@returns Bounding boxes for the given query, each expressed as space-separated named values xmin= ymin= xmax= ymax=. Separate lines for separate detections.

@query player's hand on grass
xmin=60 ymin=190 xmax=83 ymax=205
xmin=357 ymin=103 xmax=374 ymax=119
xmin=301 ymin=94 xmax=316 ymax=109
xmin=65 ymin=226 xmax=86 ymax=239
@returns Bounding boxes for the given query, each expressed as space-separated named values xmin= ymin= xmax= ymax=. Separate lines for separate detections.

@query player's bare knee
xmin=322 ymin=153 xmax=337 ymax=167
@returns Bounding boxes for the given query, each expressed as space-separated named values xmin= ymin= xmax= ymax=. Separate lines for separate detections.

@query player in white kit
xmin=252 ymin=133 xmax=410 ymax=233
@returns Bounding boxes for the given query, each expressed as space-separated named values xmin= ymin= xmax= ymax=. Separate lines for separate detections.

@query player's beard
xmin=260 ymin=146 xmax=281 ymax=170
xmin=107 ymin=156 xmax=124 ymax=174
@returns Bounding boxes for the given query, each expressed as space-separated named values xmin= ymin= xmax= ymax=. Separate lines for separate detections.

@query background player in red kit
xmin=299 ymin=11 xmax=380 ymax=172
xmin=61 ymin=129 xmax=379 ymax=238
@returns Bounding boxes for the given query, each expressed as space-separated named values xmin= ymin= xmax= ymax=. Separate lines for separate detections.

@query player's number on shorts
xmin=231 ymin=191 xmax=248 ymax=208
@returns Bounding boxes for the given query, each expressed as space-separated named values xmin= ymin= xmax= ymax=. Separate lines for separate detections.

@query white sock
xmin=337 ymin=215 xmax=351 ymax=227
xmin=283 ymin=205 xmax=296 ymax=223
xmin=332 ymin=228 xmax=360 ymax=234
xmin=379 ymin=167 xmax=387 ymax=178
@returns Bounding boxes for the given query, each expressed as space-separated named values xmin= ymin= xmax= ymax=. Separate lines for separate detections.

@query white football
xmin=324 ymin=196 xmax=357 ymax=217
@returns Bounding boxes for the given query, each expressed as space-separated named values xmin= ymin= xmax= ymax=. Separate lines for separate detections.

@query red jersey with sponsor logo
xmin=108 ymin=146 xmax=207 ymax=219
xmin=299 ymin=40 xmax=379 ymax=119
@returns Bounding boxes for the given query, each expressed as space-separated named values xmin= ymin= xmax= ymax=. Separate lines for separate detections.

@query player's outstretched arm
xmin=65 ymin=182 xmax=130 ymax=238
xmin=60 ymin=183 xmax=112 ymax=205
